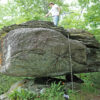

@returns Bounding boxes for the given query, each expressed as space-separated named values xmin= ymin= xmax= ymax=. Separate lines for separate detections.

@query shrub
xmin=8 ymin=82 xmax=65 ymax=100
xmin=8 ymin=88 xmax=36 ymax=100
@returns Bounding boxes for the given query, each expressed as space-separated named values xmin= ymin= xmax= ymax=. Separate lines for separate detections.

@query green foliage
xmin=60 ymin=12 xmax=86 ymax=29
xmin=35 ymin=82 xmax=65 ymax=100
xmin=8 ymin=88 xmax=36 ymax=100
xmin=78 ymin=73 xmax=100 ymax=94
xmin=0 ymin=0 xmax=61 ymax=28
xmin=8 ymin=79 xmax=100 ymax=100
xmin=40 ymin=82 xmax=64 ymax=99
xmin=8 ymin=82 xmax=65 ymax=100
xmin=89 ymin=29 xmax=100 ymax=42
xmin=0 ymin=0 xmax=68 ymax=29
xmin=0 ymin=74 xmax=22 ymax=95
xmin=89 ymin=72 xmax=100 ymax=89
xmin=0 ymin=74 xmax=100 ymax=100
xmin=78 ymin=0 xmax=100 ymax=42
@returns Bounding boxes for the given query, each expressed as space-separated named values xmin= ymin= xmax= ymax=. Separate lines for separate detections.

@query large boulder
xmin=0 ymin=28 xmax=86 ymax=77
xmin=0 ymin=21 xmax=100 ymax=77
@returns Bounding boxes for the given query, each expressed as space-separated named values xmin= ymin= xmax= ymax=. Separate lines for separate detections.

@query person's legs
xmin=53 ymin=16 xmax=59 ymax=26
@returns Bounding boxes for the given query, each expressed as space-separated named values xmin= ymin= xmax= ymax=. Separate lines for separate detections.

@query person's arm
xmin=45 ymin=12 xmax=51 ymax=17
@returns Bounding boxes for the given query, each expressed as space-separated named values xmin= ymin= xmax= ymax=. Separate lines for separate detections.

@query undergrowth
xmin=0 ymin=72 xmax=100 ymax=100
xmin=8 ymin=82 xmax=65 ymax=100
xmin=0 ymin=74 xmax=22 ymax=94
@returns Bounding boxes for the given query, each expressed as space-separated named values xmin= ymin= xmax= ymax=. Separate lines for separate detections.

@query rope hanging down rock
xmin=68 ymin=33 xmax=74 ymax=92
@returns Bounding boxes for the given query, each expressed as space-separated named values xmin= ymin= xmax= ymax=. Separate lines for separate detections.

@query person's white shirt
xmin=49 ymin=4 xmax=60 ymax=16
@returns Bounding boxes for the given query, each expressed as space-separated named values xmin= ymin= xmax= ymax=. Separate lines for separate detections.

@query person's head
xmin=49 ymin=2 xmax=54 ymax=7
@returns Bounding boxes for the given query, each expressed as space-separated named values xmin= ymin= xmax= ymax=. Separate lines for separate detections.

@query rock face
xmin=0 ymin=21 xmax=100 ymax=77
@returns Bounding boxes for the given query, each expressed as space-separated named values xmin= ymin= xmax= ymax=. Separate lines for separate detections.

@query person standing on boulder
xmin=45 ymin=2 xmax=61 ymax=26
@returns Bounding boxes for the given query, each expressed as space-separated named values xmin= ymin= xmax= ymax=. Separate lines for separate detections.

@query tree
xmin=78 ymin=0 xmax=100 ymax=42
xmin=0 ymin=0 xmax=66 ymax=28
